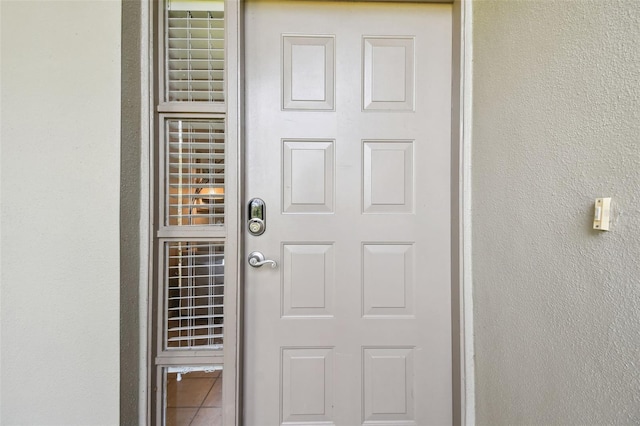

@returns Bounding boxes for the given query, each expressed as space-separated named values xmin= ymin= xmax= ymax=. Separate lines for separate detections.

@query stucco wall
xmin=472 ymin=0 xmax=640 ymax=424
xmin=0 ymin=1 xmax=121 ymax=424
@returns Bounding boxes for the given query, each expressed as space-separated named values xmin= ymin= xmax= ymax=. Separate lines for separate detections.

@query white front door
xmin=244 ymin=1 xmax=452 ymax=424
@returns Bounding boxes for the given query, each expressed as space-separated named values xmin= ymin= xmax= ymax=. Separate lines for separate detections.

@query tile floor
xmin=166 ymin=370 xmax=223 ymax=426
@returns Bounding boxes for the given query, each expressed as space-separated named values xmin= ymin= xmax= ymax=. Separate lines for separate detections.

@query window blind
xmin=165 ymin=118 xmax=225 ymax=226
xmin=165 ymin=241 xmax=224 ymax=350
xmin=166 ymin=6 xmax=225 ymax=102
xmin=155 ymin=1 xmax=230 ymax=419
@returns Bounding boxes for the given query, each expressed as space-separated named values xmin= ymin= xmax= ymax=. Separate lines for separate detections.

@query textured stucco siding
xmin=0 ymin=1 xmax=121 ymax=423
xmin=472 ymin=0 xmax=640 ymax=424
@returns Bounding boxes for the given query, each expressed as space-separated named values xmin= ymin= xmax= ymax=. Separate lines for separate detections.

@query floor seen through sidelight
xmin=165 ymin=369 xmax=223 ymax=426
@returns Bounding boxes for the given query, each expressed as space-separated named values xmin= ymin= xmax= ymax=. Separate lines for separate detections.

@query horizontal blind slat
xmin=168 ymin=334 xmax=223 ymax=342
xmin=168 ymin=324 xmax=224 ymax=332
xmin=169 ymin=314 xmax=224 ymax=321
xmin=168 ymin=295 xmax=224 ymax=302
xmin=168 ymin=304 xmax=223 ymax=311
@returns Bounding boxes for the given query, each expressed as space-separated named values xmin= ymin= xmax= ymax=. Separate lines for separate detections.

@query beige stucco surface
xmin=0 ymin=1 xmax=121 ymax=424
xmin=472 ymin=0 xmax=640 ymax=423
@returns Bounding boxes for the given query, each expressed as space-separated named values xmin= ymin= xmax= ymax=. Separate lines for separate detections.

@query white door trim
xmin=121 ymin=0 xmax=474 ymax=424
xmin=452 ymin=1 xmax=475 ymax=424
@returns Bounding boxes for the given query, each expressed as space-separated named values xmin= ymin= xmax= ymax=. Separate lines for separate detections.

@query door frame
xmin=119 ymin=0 xmax=474 ymax=424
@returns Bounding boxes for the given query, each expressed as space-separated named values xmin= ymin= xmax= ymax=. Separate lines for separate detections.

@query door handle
xmin=248 ymin=251 xmax=278 ymax=268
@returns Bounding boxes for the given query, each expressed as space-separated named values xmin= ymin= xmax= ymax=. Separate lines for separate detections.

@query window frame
xmin=148 ymin=1 xmax=242 ymax=425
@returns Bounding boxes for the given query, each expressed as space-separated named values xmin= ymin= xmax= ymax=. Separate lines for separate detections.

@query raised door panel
xmin=283 ymin=35 xmax=335 ymax=110
xmin=363 ymin=347 xmax=415 ymax=424
xmin=281 ymin=347 xmax=334 ymax=424
xmin=363 ymin=37 xmax=415 ymax=111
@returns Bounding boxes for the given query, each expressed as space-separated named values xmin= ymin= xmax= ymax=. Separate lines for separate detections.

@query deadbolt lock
xmin=248 ymin=198 xmax=266 ymax=236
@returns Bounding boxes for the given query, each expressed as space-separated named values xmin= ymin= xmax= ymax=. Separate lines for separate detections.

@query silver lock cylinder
xmin=248 ymin=218 xmax=265 ymax=235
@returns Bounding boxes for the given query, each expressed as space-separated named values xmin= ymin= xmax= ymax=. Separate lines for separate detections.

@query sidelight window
xmin=151 ymin=0 xmax=237 ymax=424
xmin=166 ymin=8 xmax=225 ymax=103
xmin=163 ymin=241 xmax=225 ymax=350
xmin=163 ymin=118 xmax=226 ymax=227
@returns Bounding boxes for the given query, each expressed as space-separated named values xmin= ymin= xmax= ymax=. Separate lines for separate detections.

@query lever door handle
xmin=248 ymin=251 xmax=277 ymax=268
